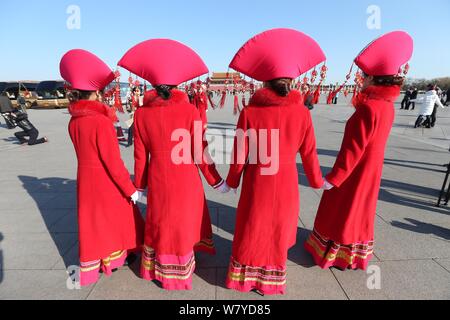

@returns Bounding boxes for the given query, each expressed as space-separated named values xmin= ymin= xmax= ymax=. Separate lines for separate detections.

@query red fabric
xmin=118 ymin=39 xmax=208 ymax=86
xmin=68 ymin=100 xmax=144 ymax=262
xmin=313 ymin=85 xmax=400 ymax=245
xmin=230 ymin=28 xmax=326 ymax=81
xmin=355 ymin=31 xmax=413 ymax=76
xmin=233 ymin=94 xmax=239 ymax=115
xmin=194 ymin=91 xmax=208 ymax=129
xmin=114 ymin=88 xmax=124 ymax=113
xmin=226 ymin=88 xmax=323 ymax=266
xmin=326 ymin=90 xmax=333 ymax=104
xmin=242 ymin=95 xmax=247 ymax=108
xmin=312 ymin=83 xmax=322 ymax=105
xmin=60 ymin=49 xmax=115 ymax=91
xmin=220 ymin=90 xmax=227 ymax=108
xmin=207 ymin=93 xmax=217 ymax=110
xmin=133 ymin=89 xmax=222 ymax=256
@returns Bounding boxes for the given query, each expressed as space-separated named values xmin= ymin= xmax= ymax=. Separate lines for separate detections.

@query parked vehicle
xmin=35 ymin=81 xmax=69 ymax=109
xmin=0 ymin=82 xmax=39 ymax=109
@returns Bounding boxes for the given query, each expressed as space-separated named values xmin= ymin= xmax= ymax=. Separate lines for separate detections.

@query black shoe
xmin=124 ymin=253 xmax=138 ymax=266
xmin=251 ymin=289 xmax=265 ymax=297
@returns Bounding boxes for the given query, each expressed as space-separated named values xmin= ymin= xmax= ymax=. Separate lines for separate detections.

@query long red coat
xmin=134 ymin=89 xmax=222 ymax=256
xmin=313 ymin=85 xmax=400 ymax=244
xmin=226 ymin=88 xmax=324 ymax=266
xmin=68 ymin=100 xmax=144 ymax=262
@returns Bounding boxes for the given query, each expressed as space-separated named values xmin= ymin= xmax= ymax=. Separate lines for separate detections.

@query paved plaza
xmin=0 ymin=95 xmax=449 ymax=300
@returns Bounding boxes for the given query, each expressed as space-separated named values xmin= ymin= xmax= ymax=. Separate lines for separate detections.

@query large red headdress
xmin=229 ymin=28 xmax=326 ymax=81
xmin=60 ymin=49 xmax=115 ymax=91
xmin=118 ymin=39 xmax=208 ymax=86
xmin=355 ymin=31 xmax=414 ymax=76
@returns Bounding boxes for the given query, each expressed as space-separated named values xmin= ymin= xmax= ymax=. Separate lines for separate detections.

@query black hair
xmin=363 ymin=72 xmax=405 ymax=87
xmin=155 ymin=85 xmax=174 ymax=100
xmin=269 ymin=78 xmax=291 ymax=97
xmin=66 ymin=90 xmax=95 ymax=103
xmin=372 ymin=75 xmax=405 ymax=86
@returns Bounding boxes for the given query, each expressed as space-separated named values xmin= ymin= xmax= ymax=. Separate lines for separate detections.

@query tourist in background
xmin=401 ymin=88 xmax=412 ymax=109
xmin=413 ymin=84 xmax=445 ymax=128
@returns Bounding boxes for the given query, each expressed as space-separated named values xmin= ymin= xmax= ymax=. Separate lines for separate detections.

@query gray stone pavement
xmin=0 ymin=95 xmax=449 ymax=300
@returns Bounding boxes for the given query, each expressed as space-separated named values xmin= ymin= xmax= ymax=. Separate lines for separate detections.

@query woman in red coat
xmin=224 ymin=28 xmax=327 ymax=295
xmin=305 ymin=31 xmax=414 ymax=270
xmin=118 ymin=39 xmax=227 ymax=290
xmin=60 ymin=49 xmax=144 ymax=286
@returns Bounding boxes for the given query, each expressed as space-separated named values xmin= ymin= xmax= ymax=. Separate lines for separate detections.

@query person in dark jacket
xmin=10 ymin=110 xmax=48 ymax=145
xmin=408 ymin=88 xmax=418 ymax=110
xmin=401 ymin=88 xmax=412 ymax=109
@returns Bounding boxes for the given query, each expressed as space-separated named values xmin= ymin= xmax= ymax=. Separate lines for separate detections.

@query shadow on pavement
xmin=379 ymin=179 xmax=449 ymax=216
xmin=317 ymin=148 xmax=339 ymax=157
xmin=18 ymin=175 xmax=78 ymax=269
xmin=384 ymin=158 xmax=446 ymax=174
xmin=391 ymin=218 xmax=450 ymax=241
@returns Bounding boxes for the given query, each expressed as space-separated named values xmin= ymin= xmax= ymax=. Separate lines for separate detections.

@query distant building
xmin=209 ymin=72 xmax=242 ymax=85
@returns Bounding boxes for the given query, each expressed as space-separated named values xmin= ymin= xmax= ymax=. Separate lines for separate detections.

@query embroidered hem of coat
xmin=304 ymin=229 xmax=374 ymax=271
xmin=225 ymin=257 xmax=287 ymax=295
xmin=79 ymin=250 xmax=127 ymax=286
xmin=140 ymin=245 xmax=196 ymax=291
xmin=194 ymin=237 xmax=216 ymax=255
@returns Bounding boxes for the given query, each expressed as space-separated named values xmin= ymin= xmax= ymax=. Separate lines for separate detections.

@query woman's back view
xmin=118 ymin=39 xmax=226 ymax=290
xmin=224 ymin=28 xmax=326 ymax=295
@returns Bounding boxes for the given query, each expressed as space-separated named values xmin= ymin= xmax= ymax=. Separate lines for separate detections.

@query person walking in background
xmin=413 ymin=84 xmax=445 ymax=128
xmin=224 ymin=29 xmax=325 ymax=295
xmin=401 ymin=88 xmax=412 ymax=109
xmin=305 ymin=31 xmax=414 ymax=271
xmin=333 ymin=84 xmax=340 ymax=104
xmin=60 ymin=49 xmax=144 ymax=287
xmin=409 ymin=87 xmax=418 ymax=110
xmin=127 ymin=86 xmax=141 ymax=147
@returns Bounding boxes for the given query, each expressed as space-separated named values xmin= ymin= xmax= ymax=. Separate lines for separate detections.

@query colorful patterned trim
xmin=140 ymin=245 xmax=196 ymax=290
xmin=225 ymin=257 xmax=287 ymax=295
xmin=304 ymin=229 xmax=374 ymax=271
xmin=194 ymin=237 xmax=216 ymax=255
xmin=79 ymin=250 xmax=127 ymax=286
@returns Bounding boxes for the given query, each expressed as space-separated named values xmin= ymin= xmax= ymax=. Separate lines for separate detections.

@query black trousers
xmin=414 ymin=115 xmax=431 ymax=128
xmin=127 ymin=124 xmax=134 ymax=147
xmin=408 ymin=101 xmax=415 ymax=110
xmin=401 ymin=98 xmax=410 ymax=109
xmin=430 ymin=105 xmax=438 ymax=127
xmin=14 ymin=128 xmax=46 ymax=145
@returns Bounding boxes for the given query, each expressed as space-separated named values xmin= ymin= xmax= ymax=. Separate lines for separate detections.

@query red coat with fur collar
xmin=68 ymin=100 xmax=144 ymax=262
xmin=134 ymin=89 xmax=222 ymax=256
xmin=313 ymin=85 xmax=400 ymax=244
xmin=226 ymin=88 xmax=323 ymax=266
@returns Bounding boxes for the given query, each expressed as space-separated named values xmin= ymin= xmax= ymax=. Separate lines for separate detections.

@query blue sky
xmin=1 ymin=0 xmax=449 ymax=83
